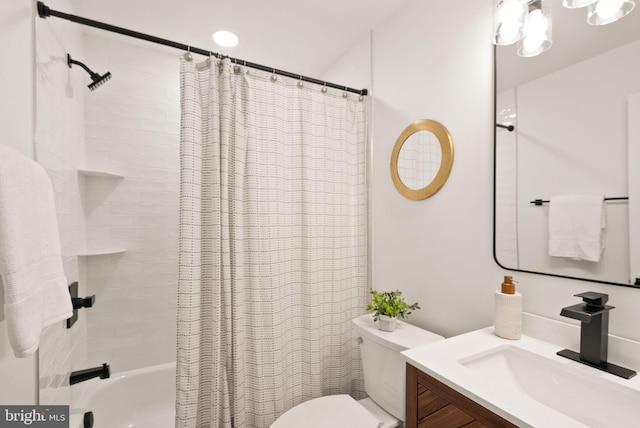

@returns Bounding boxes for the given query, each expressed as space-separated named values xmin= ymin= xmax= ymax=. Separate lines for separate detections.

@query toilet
xmin=270 ymin=314 xmax=444 ymax=428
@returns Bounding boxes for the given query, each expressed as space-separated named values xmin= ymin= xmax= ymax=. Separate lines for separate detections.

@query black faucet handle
xmin=72 ymin=295 xmax=95 ymax=309
xmin=575 ymin=291 xmax=609 ymax=309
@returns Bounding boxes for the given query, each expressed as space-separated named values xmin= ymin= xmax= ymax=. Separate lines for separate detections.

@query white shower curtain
xmin=175 ymin=57 xmax=369 ymax=428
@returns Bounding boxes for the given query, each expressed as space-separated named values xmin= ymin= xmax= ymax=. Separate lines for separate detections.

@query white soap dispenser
xmin=494 ymin=275 xmax=522 ymax=340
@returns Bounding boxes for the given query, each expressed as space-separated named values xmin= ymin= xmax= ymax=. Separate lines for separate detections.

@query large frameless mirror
xmin=390 ymin=119 xmax=454 ymax=201
xmin=493 ymin=3 xmax=640 ymax=287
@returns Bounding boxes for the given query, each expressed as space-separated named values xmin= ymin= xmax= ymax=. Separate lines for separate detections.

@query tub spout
xmin=70 ymin=363 xmax=110 ymax=385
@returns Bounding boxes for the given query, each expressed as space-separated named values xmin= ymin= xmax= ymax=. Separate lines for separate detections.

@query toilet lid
xmin=270 ymin=395 xmax=380 ymax=428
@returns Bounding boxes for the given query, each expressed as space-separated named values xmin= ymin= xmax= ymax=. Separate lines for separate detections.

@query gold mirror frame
xmin=390 ymin=119 xmax=454 ymax=200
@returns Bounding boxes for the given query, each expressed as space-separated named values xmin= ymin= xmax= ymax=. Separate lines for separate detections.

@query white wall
xmin=1 ymin=1 xmax=179 ymax=406
xmin=369 ymin=0 xmax=498 ymax=337
xmin=0 ymin=0 xmax=38 ymax=405
xmin=630 ymin=93 xmax=640 ymax=285
xmin=0 ymin=1 xmax=34 ymax=159
xmin=34 ymin=0 xmax=86 ymax=406
xmin=321 ymin=32 xmax=372 ymax=93
xmin=327 ymin=0 xmax=640 ymax=343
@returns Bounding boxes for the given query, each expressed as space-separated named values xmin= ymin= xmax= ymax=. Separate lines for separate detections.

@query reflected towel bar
xmin=530 ymin=197 xmax=628 ymax=206
xmin=496 ymin=123 xmax=515 ymax=132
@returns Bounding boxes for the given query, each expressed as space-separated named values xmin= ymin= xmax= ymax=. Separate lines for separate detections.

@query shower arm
xmin=67 ymin=54 xmax=99 ymax=79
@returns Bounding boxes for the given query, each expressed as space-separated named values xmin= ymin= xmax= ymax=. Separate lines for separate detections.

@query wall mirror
xmin=493 ymin=5 xmax=640 ymax=287
xmin=391 ymin=119 xmax=454 ymax=200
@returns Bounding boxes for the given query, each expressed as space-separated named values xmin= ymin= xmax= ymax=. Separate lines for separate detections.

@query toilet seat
xmin=270 ymin=395 xmax=380 ymax=428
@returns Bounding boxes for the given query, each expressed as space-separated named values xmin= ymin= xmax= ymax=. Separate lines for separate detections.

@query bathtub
xmin=70 ymin=362 xmax=175 ymax=428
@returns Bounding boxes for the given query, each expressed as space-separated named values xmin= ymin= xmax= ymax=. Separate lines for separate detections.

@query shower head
xmin=87 ymin=71 xmax=112 ymax=91
xmin=67 ymin=54 xmax=112 ymax=91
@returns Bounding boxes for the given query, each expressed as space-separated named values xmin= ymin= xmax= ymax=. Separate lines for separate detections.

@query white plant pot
xmin=378 ymin=315 xmax=397 ymax=332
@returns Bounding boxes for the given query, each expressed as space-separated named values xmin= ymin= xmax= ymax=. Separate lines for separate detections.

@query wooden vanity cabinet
xmin=405 ymin=364 xmax=518 ymax=428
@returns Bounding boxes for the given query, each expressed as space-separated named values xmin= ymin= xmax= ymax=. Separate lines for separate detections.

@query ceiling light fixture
xmin=493 ymin=0 xmax=635 ymax=57
xmin=562 ymin=0 xmax=598 ymax=8
xmin=493 ymin=0 xmax=527 ymax=45
xmin=212 ymin=30 xmax=239 ymax=48
xmin=517 ymin=2 xmax=552 ymax=57
xmin=587 ymin=0 xmax=635 ymax=25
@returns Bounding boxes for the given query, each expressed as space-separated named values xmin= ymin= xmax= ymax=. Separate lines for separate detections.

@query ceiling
xmin=57 ymin=1 xmax=640 ymax=92
xmin=497 ymin=3 xmax=640 ymax=91
xmin=67 ymin=0 xmax=408 ymax=78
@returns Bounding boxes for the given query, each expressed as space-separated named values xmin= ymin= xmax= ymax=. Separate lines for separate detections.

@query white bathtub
xmin=70 ymin=362 xmax=175 ymax=428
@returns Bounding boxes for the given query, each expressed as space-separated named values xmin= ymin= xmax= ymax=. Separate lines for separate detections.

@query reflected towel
xmin=548 ymin=194 xmax=605 ymax=262
xmin=0 ymin=144 xmax=72 ymax=358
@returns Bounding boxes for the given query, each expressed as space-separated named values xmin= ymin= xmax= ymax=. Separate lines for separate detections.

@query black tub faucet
xmin=558 ymin=292 xmax=636 ymax=379
xmin=70 ymin=363 xmax=110 ymax=385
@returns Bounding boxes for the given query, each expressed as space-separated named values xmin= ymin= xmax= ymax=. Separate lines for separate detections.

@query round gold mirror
xmin=390 ymin=119 xmax=454 ymax=200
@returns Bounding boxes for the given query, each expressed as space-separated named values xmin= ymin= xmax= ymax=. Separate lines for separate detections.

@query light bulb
xmin=562 ymin=0 xmax=598 ymax=8
xmin=524 ymin=9 xmax=549 ymax=36
xmin=595 ymin=0 xmax=624 ymax=18
xmin=499 ymin=21 xmax=521 ymax=42
xmin=499 ymin=0 xmax=525 ymax=23
xmin=587 ymin=0 xmax=634 ymax=24
xmin=523 ymin=34 xmax=545 ymax=53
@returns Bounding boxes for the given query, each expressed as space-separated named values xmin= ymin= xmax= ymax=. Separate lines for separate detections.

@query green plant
xmin=366 ymin=289 xmax=420 ymax=321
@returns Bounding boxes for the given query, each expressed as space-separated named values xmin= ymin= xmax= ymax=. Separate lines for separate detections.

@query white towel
xmin=548 ymin=194 xmax=606 ymax=262
xmin=0 ymin=144 xmax=73 ymax=358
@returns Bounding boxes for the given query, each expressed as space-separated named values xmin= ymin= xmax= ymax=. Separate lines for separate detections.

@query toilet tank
xmin=352 ymin=315 xmax=444 ymax=421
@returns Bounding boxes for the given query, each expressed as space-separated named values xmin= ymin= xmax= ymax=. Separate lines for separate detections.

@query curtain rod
xmin=36 ymin=1 xmax=368 ymax=96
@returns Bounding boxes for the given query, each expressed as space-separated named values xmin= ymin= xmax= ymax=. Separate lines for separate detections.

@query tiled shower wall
xmin=35 ymin=0 xmax=86 ymax=405
xmin=35 ymin=3 xmax=180 ymax=404
xmin=82 ymin=35 xmax=180 ymax=372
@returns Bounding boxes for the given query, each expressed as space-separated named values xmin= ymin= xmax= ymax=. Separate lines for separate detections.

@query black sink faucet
xmin=558 ymin=292 xmax=636 ymax=379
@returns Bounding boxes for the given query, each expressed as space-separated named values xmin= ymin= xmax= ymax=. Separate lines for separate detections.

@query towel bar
xmin=530 ymin=197 xmax=628 ymax=206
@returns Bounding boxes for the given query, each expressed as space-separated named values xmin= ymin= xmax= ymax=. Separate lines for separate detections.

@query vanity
xmin=405 ymin=363 xmax=516 ymax=427
xmin=402 ymin=313 xmax=640 ymax=428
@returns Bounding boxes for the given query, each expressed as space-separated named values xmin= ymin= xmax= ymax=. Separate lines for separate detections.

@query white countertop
xmin=401 ymin=314 xmax=640 ymax=428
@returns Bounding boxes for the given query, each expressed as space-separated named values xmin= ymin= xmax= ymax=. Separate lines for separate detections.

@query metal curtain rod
xmin=530 ymin=197 xmax=629 ymax=206
xmin=36 ymin=1 xmax=368 ymax=96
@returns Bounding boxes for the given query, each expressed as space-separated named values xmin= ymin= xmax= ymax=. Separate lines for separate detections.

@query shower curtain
xmin=175 ymin=57 xmax=369 ymax=428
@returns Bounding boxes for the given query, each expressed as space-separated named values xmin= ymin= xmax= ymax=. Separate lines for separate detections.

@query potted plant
xmin=366 ymin=289 xmax=420 ymax=332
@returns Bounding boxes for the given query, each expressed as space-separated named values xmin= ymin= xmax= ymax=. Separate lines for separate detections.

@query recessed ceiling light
xmin=212 ymin=30 xmax=239 ymax=48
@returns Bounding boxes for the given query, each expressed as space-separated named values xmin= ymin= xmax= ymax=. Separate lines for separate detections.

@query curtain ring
xmin=321 ymin=83 xmax=328 ymax=94
xmin=270 ymin=68 xmax=277 ymax=82
xmin=184 ymin=46 xmax=193 ymax=62
xmin=342 ymin=86 xmax=348 ymax=98
xmin=297 ymin=75 xmax=303 ymax=88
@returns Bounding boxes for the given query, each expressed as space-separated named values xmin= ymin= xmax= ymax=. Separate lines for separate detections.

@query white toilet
xmin=270 ymin=314 xmax=444 ymax=428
